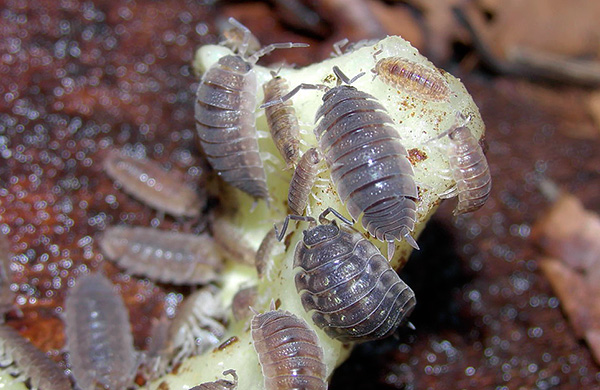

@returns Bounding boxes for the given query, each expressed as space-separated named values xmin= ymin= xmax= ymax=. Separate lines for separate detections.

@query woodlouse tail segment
xmin=332 ymin=65 xmax=366 ymax=85
xmin=275 ymin=215 xmax=317 ymax=241
xmin=260 ymin=83 xmax=327 ymax=109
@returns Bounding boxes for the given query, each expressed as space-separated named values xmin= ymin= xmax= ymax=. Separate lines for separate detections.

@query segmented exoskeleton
xmin=441 ymin=124 xmax=492 ymax=215
xmin=251 ymin=309 xmax=327 ymax=390
xmin=0 ymin=233 xmax=14 ymax=317
xmin=373 ymin=56 xmax=451 ymax=102
xmin=103 ymin=149 xmax=204 ymax=218
xmin=64 ymin=273 xmax=137 ymax=390
xmin=100 ymin=225 xmax=223 ymax=285
xmin=276 ymin=208 xmax=416 ymax=342
xmin=263 ymin=73 xmax=301 ymax=167
xmin=195 ymin=18 xmax=307 ymax=201
xmin=315 ymin=66 xmax=419 ymax=256
xmin=287 ymin=147 xmax=322 ymax=216
xmin=145 ymin=286 xmax=226 ymax=378
xmin=0 ymin=323 xmax=72 ymax=390
xmin=190 ymin=369 xmax=238 ymax=390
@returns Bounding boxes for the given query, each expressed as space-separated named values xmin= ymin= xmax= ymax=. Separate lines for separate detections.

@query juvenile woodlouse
xmin=287 ymin=147 xmax=322 ymax=216
xmin=64 ymin=273 xmax=136 ymax=390
xmin=0 ymin=233 xmax=14 ymax=317
xmin=195 ymin=18 xmax=307 ymax=201
xmin=103 ymin=149 xmax=205 ymax=218
xmin=251 ymin=309 xmax=327 ymax=390
xmin=190 ymin=369 xmax=238 ymax=390
xmin=100 ymin=225 xmax=223 ymax=285
xmin=210 ymin=214 xmax=256 ymax=265
xmin=232 ymin=286 xmax=258 ymax=322
xmin=263 ymin=73 xmax=301 ymax=167
xmin=442 ymin=124 xmax=492 ymax=215
xmin=146 ymin=286 xmax=226 ymax=377
xmin=277 ymin=207 xmax=416 ymax=342
xmin=315 ymin=66 xmax=419 ymax=255
xmin=255 ymin=228 xmax=279 ymax=279
xmin=0 ymin=323 xmax=72 ymax=390
xmin=373 ymin=56 xmax=451 ymax=102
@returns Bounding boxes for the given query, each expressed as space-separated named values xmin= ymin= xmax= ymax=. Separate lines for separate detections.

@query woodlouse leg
xmin=332 ymin=38 xmax=349 ymax=57
xmin=275 ymin=215 xmax=316 ymax=241
xmin=222 ymin=369 xmax=238 ymax=387
xmin=332 ymin=65 xmax=365 ymax=85
xmin=319 ymin=207 xmax=353 ymax=225
xmin=261 ymin=83 xmax=326 ymax=108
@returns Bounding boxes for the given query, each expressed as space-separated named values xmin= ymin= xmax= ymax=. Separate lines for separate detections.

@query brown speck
xmin=216 ymin=336 xmax=239 ymax=351
xmin=274 ymin=299 xmax=281 ymax=309
xmin=157 ymin=381 xmax=170 ymax=390
xmin=407 ymin=148 xmax=428 ymax=165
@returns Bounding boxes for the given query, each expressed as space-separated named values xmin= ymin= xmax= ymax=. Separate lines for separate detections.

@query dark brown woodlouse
xmin=373 ymin=56 xmax=451 ymax=102
xmin=251 ymin=309 xmax=327 ymax=390
xmin=195 ymin=18 xmax=307 ymax=201
xmin=0 ymin=323 xmax=72 ymax=390
xmin=277 ymin=208 xmax=416 ymax=342
xmin=263 ymin=73 xmax=301 ymax=167
xmin=190 ymin=369 xmax=238 ymax=390
xmin=287 ymin=147 xmax=322 ymax=216
xmin=443 ymin=125 xmax=492 ymax=215
xmin=103 ymin=149 xmax=204 ymax=218
xmin=315 ymin=66 xmax=419 ymax=256
xmin=100 ymin=225 xmax=223 ymax=285
xmin=231 ymin=286 xmax=258 ymax=322
xmin=64 ymin=273 xmax=136 ymax=390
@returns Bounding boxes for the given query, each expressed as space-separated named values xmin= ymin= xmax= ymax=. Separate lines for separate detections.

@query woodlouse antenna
xmin=275 ymin=215 xmax=317 ymax=241
xmin=318 ymin=207 xmax=353 ymax=225
xmin=332 ymin=65 xmax=365 ymax=85
xmin=261 ymin=83 xmax=327 ymax=108
xmin=248 ymin=42 xmax=309 ymax=65
xmin=227 ymin=17 xmax=252 ymax=58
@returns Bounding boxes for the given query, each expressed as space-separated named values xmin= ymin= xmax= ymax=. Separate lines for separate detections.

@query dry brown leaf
xmin=532 ymin=194 xmax=600 ymax=269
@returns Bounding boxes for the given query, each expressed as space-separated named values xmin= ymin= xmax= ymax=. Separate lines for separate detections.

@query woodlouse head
xmin=217 ymin=55 xmax=252 ymax=73
xmin=302 ymin=223 xmax=339 ymax=247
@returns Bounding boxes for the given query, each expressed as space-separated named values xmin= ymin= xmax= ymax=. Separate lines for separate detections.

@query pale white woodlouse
xmin=63 ymin=273 xmax=137 ymax=390
xmin=100 ymin=225 xmax=223 ymax=285
xmin=251 ymin=309 xmax=327 ymax=390
xmin=277 ymin=207 xmax=416 ymax=342
xmin=103 ymin=149 xmax=204 ymax=218
xmin=0 ymin=323 xmax=72 ymax=390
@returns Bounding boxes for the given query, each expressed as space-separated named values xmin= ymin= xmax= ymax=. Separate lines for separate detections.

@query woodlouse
xmin=287 ymin=147 xmax=322 ymax=216
xmin=195 ymin=18 xmax=307 ymax=201
xmin=263 ymin=73 xmax=301 ymax=167
xmin=231 ymin=286 xmax=258 ymax=322
xmin=278 ymin=207 xmax=416 ymax=342
xmin=64 ymin=273 xmax=137 ymax=390
xmin=442 ymin=124 xmax=492 ymax=215
xmin=103 ymin=149 xmax=204 ymax=218
xmin=373 ymin=56 xmax=451 ymax=102
xmin=0 ymin=323 xmax=72 ymax=390
xmin=255 ymin=228 xmax=279 ymax=279
xmin=315 ymin=66 xmax=419 ymax=255
xmin=100 ymin=225 xmax=223 ymax=285
xmin=210 ymin=215 xmax=256 ymax=265
xmin=0 ymin=233 xmax=14 ymax=317
xmin=251 ymin=309 xmax=327 ymax=390
xmin=147 ymin=286 xmax=226 ymax=376
xmin=190 ymin=369 xmax=238 ymax=390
